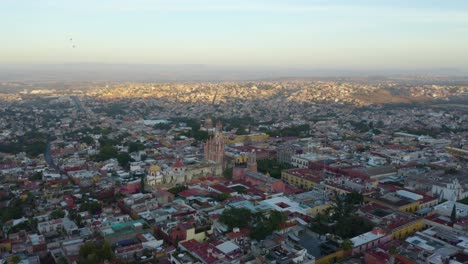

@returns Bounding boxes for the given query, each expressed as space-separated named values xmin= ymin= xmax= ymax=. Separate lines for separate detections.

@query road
xmin=71 ymin=96 xmax=87 ymax=117
xmin=44 ymin=142 xmax=59 ymax=171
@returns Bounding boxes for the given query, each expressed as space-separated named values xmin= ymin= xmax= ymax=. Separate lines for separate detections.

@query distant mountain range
xmin=0 ymin=64 xmax=467 ymax=82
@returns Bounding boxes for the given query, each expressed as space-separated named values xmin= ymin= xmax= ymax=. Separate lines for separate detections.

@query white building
xmin=434 ymin=201 xmax=468 ymax=219
xmin=432 ymin=179 xmax=468 ymax=202
xmin=290 ymin=153 xmax=333 ymax=168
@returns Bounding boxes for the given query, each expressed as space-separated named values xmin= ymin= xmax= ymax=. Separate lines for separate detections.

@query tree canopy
xmin=50 ymin=209 xmax=66 ymax=219
xmin=80 ymin=201 xmax=102 ymax=215
xmin=220 ymin=208 xmax=287 ymax=240
xmin=311 ymin=192 xmax=372 ymax=239
xmin=79 ymin=241 xmax=114 ymax=264
xmin=219 ymin=207 xmax=252 ymax=230
xmin=257 ymin=159 xmax=292 ymax=179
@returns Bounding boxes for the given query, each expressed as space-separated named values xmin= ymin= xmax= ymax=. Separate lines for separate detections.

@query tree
xmin=257 ymin=159 xmax=292 ymax=179
xmin=79 ymin=241 xmax=97 ymax=260
xmin=140 ymin=175 xmax=146 ymax=193
xmin=330 ymin=191 xmax=362 ymax=221
xmin=341 ymin=239 xmax=354 ymax=251
xmin=389 ymin=246 xmax=398 ymax=264
xmin=79 ymin=241 xmax=114 ymax=264
xmin=117 ymin=152 xmax=132 ymax=167
xmin=216 ymin=192 xmax=231 ymax=201
xmin=235 ymin=126 xmax=249 ymax=135
xmin=154 ymin=122 xmax=172 ymax=130
xmin=50 ymin=209 xmax=66 ymax=219
xmin=451 ymin=204 xmax=457 ymax=222
xmin=95 ymin=145 xmax=118 ymax=161
xmin=168 ymin=185 xmax=188 ymax=195
xmin=98 ymin=241 xmax=113 ymax=260
xmin=219 ymin=207 xmax=252 ymax=230
xmin=269 ymin=210 xmax=287 ymax=230
xmin=31 ymin=171 xmax=43 ymax=181
xmin=9 ymin=255 xmax=21 ymax=264
xmin=223 ymin=167 xmax=233 ymax=180
xmin=57 ymin=256 xmax=69 ymax=264
xmin=310 ymin=192 xmax=373 ymax=240
xmin=250 ymin=210 xmax=286 ymax=240
xmin=128 ymin=141 xmax=146 ymax=153
xmin=346 ymin=192 xmax=364 ymax=205
xmin=81 ymin=201 xmax=102 ymax=215
xmin=81 ymin=136 xmax=94 ymax=145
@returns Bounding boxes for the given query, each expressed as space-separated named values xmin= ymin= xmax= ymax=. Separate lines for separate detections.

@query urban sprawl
xmin=0 ymin=79 xmax=467 ymax=264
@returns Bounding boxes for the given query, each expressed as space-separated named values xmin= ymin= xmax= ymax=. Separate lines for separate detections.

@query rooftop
xmin=350 ymin=229 xmax=386 ymax=247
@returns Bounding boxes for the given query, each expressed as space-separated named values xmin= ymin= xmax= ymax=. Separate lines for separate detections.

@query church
xmin=233 ymin=151 xmax=286 ymax=194
xmin=203 ymin=121 xmax=225 ymax=176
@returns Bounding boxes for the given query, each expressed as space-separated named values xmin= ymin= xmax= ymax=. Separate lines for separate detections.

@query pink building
xmin=204 ymin=121 xmax=225 ymax=165
xmin=350 ymin=227 xmax=392 ymax=255
xmin=233 ymin=168 xmax=285 ymax=193
xmin=117 ymin=180 xmax=141 ymax=195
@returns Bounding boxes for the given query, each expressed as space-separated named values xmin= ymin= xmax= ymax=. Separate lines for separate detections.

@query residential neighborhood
xmin=0 ymin=79 xmax=467 ymax=264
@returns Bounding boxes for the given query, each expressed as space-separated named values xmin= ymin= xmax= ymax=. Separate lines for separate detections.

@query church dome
xmin=173 ymin=158 xmax=185 ymax=168
xmin=149 ymin=165 xmax=161 ymax=172
xmin=204 ymin=116 xmax=213 ymax=128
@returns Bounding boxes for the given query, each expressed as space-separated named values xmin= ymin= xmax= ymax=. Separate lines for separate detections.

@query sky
xmin=1 ymin=0 xmax=468 ymax=70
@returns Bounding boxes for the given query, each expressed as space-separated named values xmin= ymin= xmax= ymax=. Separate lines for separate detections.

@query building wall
xmin=281 ymin=171 xmax=318 ymax=190
xmin=315 ymin=250 xmax=344 ymax=264
xmin=424 ymin=219 xmax=467 ymax=236
xmin=364 ymin=197 xmax=420 ymax=213
xmin=396 ymin=255 xmax=418 ymax=264
xmin=419 ymin=199 xmax=438 ymax=210
xmin=224 ymin=134 xmax=269 ymax=144
xmin=391 ymin=219 xmax=425 ymax=240
xmin=271 ymin=181 xmax=286 ymax=193
xmin=185 ymin=226 xmax=213 ymax=242
xmin=307 ymin=204 xmax=332 ymax=216
xmin=0 ymin=241 xmax=12 ymax=252
xmin=291 ymin=156 xmax=310 ymax=168
xmin=351 ymin=234 xmax=392 ymax=255
xmin=398 ymin=202 xmax=420 ymax=213
xmin=324 ymin=184 xmax=351 ymax=195
xmin=364 ymin=252 xmax=388 ymax=264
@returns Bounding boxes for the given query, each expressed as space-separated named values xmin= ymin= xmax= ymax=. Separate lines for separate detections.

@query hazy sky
xmin=2 ymin=0 xmax=468 ymax=69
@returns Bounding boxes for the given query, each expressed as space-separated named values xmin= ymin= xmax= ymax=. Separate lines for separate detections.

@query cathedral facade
xmin=203 ymin=121 xmax=225 ymax=176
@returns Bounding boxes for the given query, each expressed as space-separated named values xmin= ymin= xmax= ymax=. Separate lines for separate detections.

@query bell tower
xmin=247 ymin=150 xmax=257 ymax=172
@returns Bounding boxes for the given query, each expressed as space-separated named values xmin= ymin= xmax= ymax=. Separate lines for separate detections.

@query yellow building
xmin=358 ymin=203 xmax=425 ymax=241
xmin=364 ymin=190 xmax=427 ymax=214
xmin=445 ymin=147 xmax=468 ymax=157
xmin=225 ymin=153 xmax=249 ymax=165
xmin=391 ymin=219 xmax=425 ymax=240
xmin=224 ymin=133 xmax=269 ymax=144
xmin=281 ymin=169 xmax=321 ymax=190
xmin=308 ymin=204 xmax=332 ymax=216
xmin=0 ymin=240 xmax=12 ymax=253
xmin=315 ymin=250 xmax=344 ymax=264
xmin=184 ymin=225 xmax=213 ymax=243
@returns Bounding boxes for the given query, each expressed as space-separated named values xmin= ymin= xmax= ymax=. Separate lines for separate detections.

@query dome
xmin=204 ymin=116 xmax=213 ymax=128
xmin=149 ymin=165 xmax=161 ymax=172
xmin=173 ymin=158 xmax=185 ymax=168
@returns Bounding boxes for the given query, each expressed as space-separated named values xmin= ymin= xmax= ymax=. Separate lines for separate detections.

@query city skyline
xmin=2 ymin=0 xmax=468 ymax=71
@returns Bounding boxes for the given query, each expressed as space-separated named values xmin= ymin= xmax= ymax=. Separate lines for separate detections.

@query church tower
xmin=247 ymin=150 xmax=257 ymax=172
xmin=204 ymin=115 xmax=214 ymax=135
xmin=204 ymin=121 xmax=225 ymax=176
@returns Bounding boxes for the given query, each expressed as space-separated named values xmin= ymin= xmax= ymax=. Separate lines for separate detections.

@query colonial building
xmin=145 ymin=161 xmax=213 ymax=188
xmin=233 ymin=152 xmax=285 ymax=194
xmin=432 ymin=179 xmax=468 ymax=202
xmin=203 ymin=121 xmax=224 ymax=176
xmin=202 ymin=115 xmax=215 ymax=134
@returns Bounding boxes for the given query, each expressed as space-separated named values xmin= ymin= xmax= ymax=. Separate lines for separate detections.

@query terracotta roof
xmin=173 ymin=158 xmax=185 ymax=168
